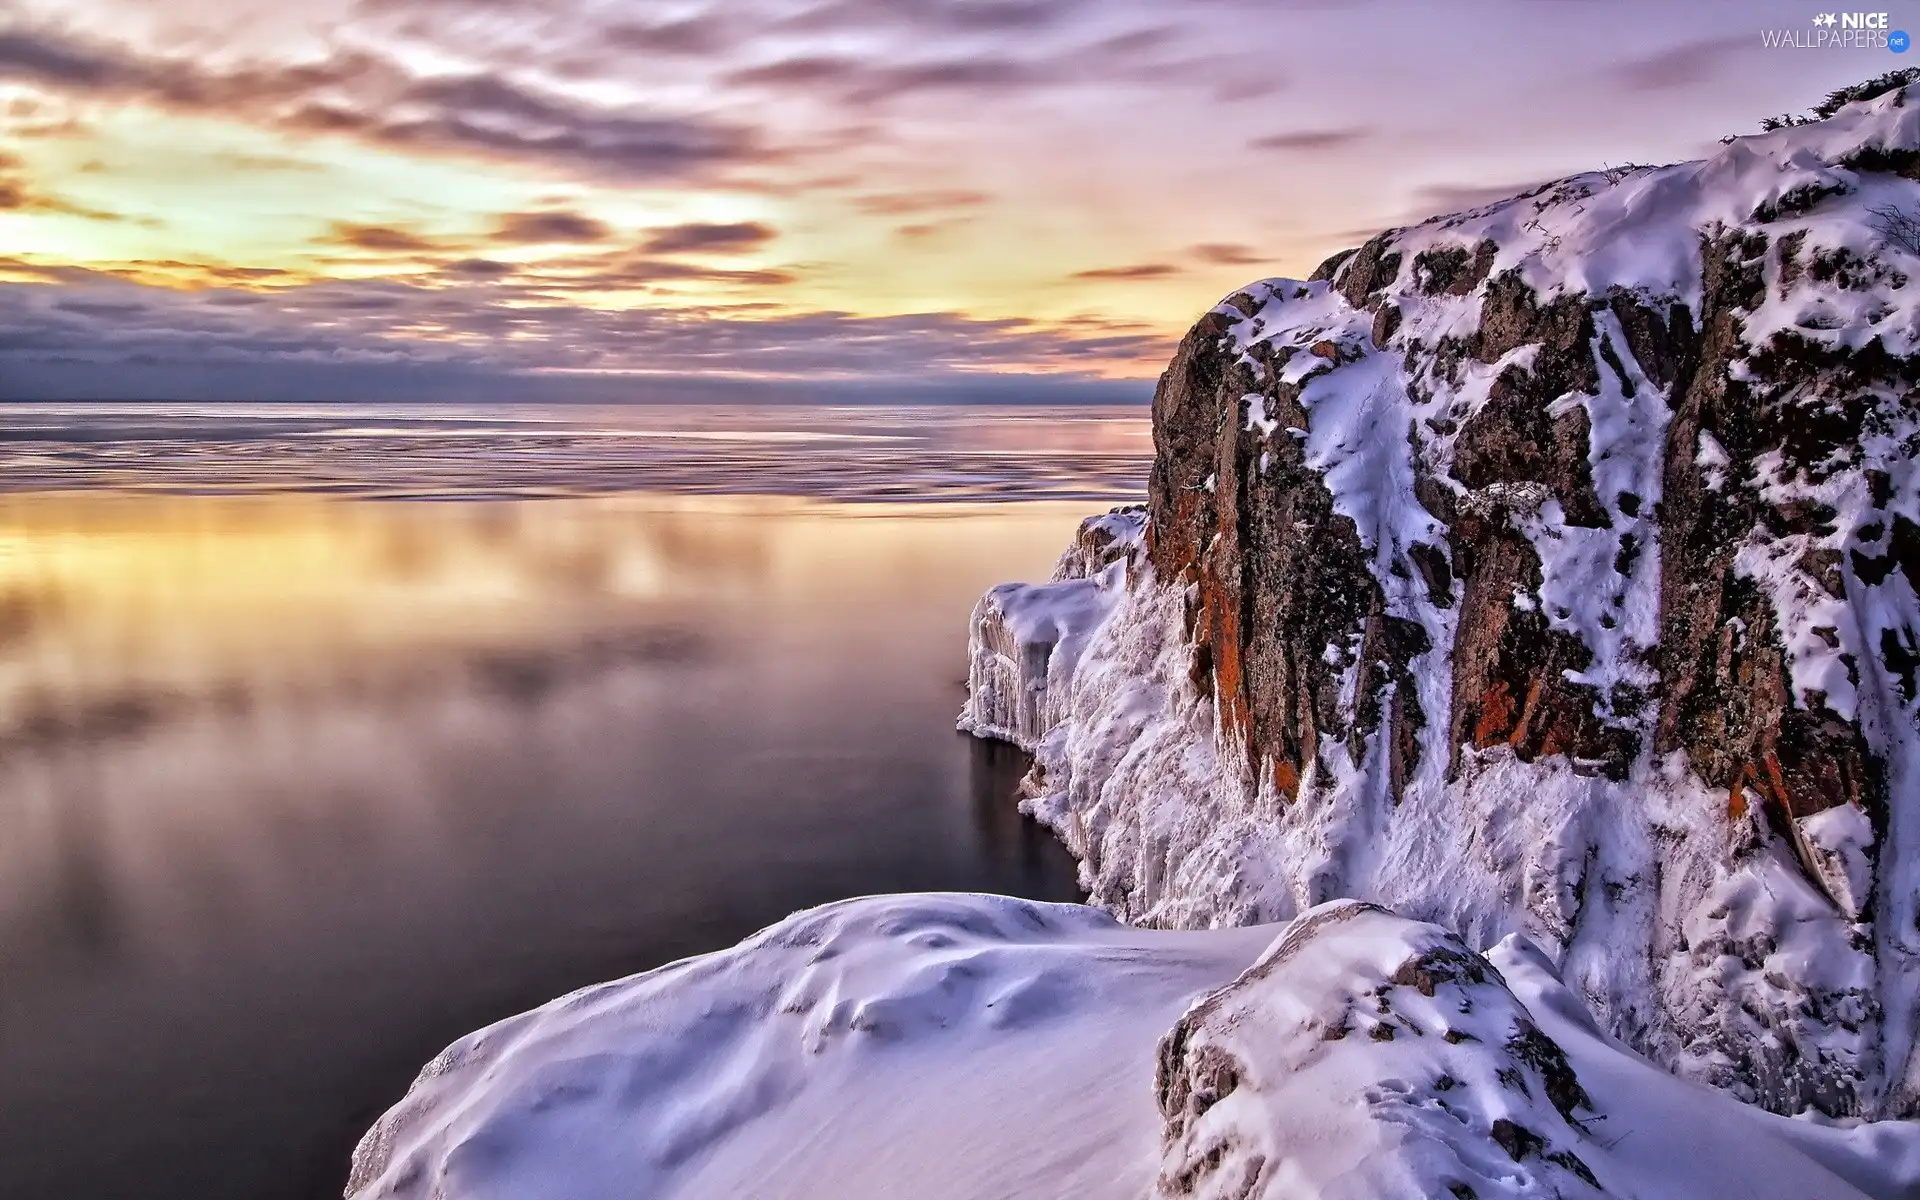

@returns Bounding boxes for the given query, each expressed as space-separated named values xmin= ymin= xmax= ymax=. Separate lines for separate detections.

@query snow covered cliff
xmin=964 ymin=86 xmax=1920 ymax=1120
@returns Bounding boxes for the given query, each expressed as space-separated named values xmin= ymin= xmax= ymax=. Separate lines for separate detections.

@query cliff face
xmin=972 ymin=89 xmax=1920 ymax=1118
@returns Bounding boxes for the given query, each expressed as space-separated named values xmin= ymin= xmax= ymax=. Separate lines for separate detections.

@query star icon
xmin=1816 ymin=12 xmax=1838 ymax=25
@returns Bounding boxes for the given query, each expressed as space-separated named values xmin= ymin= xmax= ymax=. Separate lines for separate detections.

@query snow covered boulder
xmin=1050 ymin=505 xmax=1150 ymax=582
xmin=1155 ymin=901 xmax=1603 ymax=1200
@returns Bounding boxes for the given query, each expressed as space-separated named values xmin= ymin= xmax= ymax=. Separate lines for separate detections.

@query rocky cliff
xmin=963 ymin=87 xmax=1920 ymax=1119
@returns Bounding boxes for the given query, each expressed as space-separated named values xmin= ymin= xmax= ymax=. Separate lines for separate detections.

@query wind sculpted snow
xmin=345 ymin=894 xmax=1278 ymax=1200
xmin=346 ymin=896 xmax=1920 ymax=1199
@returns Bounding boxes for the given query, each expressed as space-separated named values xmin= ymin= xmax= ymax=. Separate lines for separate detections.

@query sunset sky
xmin=0 ymin=0 xmax=1904 ymax=402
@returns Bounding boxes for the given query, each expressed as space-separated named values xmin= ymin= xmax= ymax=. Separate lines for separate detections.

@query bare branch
xmin=1869 ymin=204 xmax=1920 ymax=256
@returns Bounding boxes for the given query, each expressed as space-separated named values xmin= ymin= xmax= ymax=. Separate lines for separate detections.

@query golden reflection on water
xmin=0 ymin=492 xmax=1087 ymax=949
xmin=0 ymin=493 xmax=733 ymax=701
xmin=0 ymin=493 xmax=1077 ymax=717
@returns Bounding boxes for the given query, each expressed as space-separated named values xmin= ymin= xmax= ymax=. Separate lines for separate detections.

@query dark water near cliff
xmin=0 ymin=408 xmax=1138 ymax=1200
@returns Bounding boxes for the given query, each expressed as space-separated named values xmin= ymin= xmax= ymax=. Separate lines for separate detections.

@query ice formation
xmin=959 ymin=507 xmax=1144 ymax=746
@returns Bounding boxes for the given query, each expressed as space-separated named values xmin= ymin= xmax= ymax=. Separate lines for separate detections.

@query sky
xmin=0 ymin=0 xmax=1909 ymax=403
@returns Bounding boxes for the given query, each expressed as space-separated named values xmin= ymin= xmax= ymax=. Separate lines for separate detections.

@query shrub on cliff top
xmin=1744 ymin=68 xmax=1920 ymax=138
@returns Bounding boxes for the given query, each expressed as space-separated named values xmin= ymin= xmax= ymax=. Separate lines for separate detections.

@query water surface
xmin=0 ymin=401 xmax=1150 ymax=501
xmin=0 ymin=406 xmax=1135 ymax=1200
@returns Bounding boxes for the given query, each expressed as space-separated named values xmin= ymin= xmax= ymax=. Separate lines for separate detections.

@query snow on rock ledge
xmin=957 ymin=507 xmax=1143 ymax=748
xmin=962 ymin=86 xmax=1920 ymax=1118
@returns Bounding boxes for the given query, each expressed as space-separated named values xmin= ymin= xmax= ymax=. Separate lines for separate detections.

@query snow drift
xmin=965 ymin=86 xmax=1920 ymax=1119
xmin=346 ymin=895 xmax=1920 ymax=1200
xmin=342 ymin=892 xmax=1274 ymax=1200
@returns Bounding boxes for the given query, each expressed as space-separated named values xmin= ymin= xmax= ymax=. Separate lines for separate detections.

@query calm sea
xmin=0 ymin=402 xmax=1148 ymax=1200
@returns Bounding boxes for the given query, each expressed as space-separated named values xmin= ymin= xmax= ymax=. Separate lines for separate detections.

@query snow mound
xmin=348 ymin=896 xmax=1920 ymax=1200
xmin=1156 ymin=901 xmax=1605 ymax=1199
xmin=343 ymin=892 xmax=1275 ymax=1200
